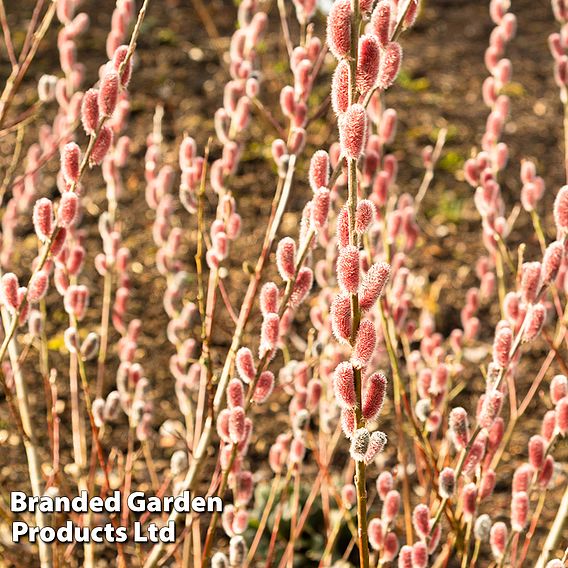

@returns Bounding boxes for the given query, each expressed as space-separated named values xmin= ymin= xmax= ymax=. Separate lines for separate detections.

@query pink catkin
xmin=216 ymin=409 xmax=231 ymax=442
xmin=33 ymin=198 xmax=54 ymax=241
xmin=368 ymin=518 xmax=383 ymax=550
xmin=253 ymin=371 xmax=274 ymax=403
xmin=228 ymin=406 xmax=246 ymax=444
xmin=380 ymin=109 xmax=398 ymax=144
xmin=511 ymin=491 xmax=529 ymax=531
xmin=360 ymin=262 xmax=391 ymax=311
xmin=412 ymin=504 xmax=430 ymax=539
xmin=312 ymin=187 xmax=331 ymax=229
xmin=1 ymin=273 xmax=19 ymax=311
xmin=99 ymin=71 xmax=120 ymax=117
xmin=339 ymin=104 xmax=368 ymax=160
xmin=365 ymin=430 xmax=387 ymax=463
xmin=538 ymin=455 xmax=554 ymax=488
xmin=528 ymin=435 xmax=545 ymax=469
xmin=309 ymin=150 xmax=330 ymax=192
xmin=290 ymin=267 xmax=313 ymax=307
xmin=236 ymin=347 xmax=256 ymax=383
xmin=362 ymin=371 xmax=387 ymax=421
xmin=357 ymin=35 xmax=380 ymax=95
xmin=350 ymin=428 xmax=370 ymax=461
xmin=227 ymin=379 xmax=244 ymax=409
xmin=542 ymin=410 xmax=557 ymax=441
xmin=461 ymin=482 xmax=478 ymax=520
xmin=439 ymin=467 xmax=456 ymax=499
xmin=337 ymin=245 xmax=360 ymax=293
xmin=333 ymin=362 xmax=356 ymax=409
xmin=341 ymin=407 xmax=356 ymax=438
xmin=259 ymin=282 xmax=278 ymax=315
xmin=377 ymin=471 xmax=393 ymax=500
xmin=449 ymin=407 xmax=469 ymax=450
xmin=235 ymin=471 xmax=253 ymax=506
xmin=492 ymin=326 xmax=512 ymax=368
xmin=403 ymin=0 xmax=419 ymax=29
xmin=512 ymin=464 xmax=533 ymax=494
xmin=553 ymin=185 xmax=568 ymax=234
xmin=411 ymin=542 xmax=428 ymax=568
xmin=490 ymin=522 xmax=507 ymax=559
xmin=398 ymin=545 xmax=412 ymax=568
xmin=557 ymin=397 xmax=568 ymax=434
xmin=330 ymin=292 xmax=352 ymax=343
xmin=383 ymin=532 xmax=399 ymax=561
xmin=260 ymin=313 xmax=279 ymax=352
xmin=112 ymin=44 xmax=132 ymax=86
xmin=382 ymin=489 xmax=401 ymax=523
xmin=521 ymin=261 xmax=541 ymax=303
xmin=428 ymin=523 xmax=442 ymax=554
xmin=90 ymin=126 xmax=113 ymax=165
xmin=28 ymin=271 xmax=48 ymax=303
xmin=51 ymin=228 xmax=67 ymax=256
xmin=61 ymin=142 xmax=81 ymax=184
xmin=488 ymin=417 xmax=505 ymax=455
xmin=276 ymin=237 xmax=296 ymax=280
xmin=355 ymin=199 xmax=376 ymax=234
xmin=463 ymin=437 xmax=486 ymax=475
xmin=551 ymin=374 xmax=568 ymax=404
xmin=542 ymin=241 xmax=564 ymax=283
xmin=289 ymin=437 xmax=306 ymax=464
xmin=371 ymin=1 xmax=391 ymax=48
xmin=480 ymin=469 xmax=496 ymax=499
xmin=378 ymin=42 xmax=402 ymax=90
xmin=331 ymin=60 xmax=350 ymax=116
xmin=352 ymin=319 xmax=376 ymax=369
xmin=523 ymin=303 xmax=546 ymax=341
xmin=326 ymin=0 xmax=351 ymax=60
xmin=58 ymin=192 xmax=79 ymax=227
xmin=478 ymin=390 xmax=503 ymax=429
xmin=336 ymin=206 xmax=350 ymax=249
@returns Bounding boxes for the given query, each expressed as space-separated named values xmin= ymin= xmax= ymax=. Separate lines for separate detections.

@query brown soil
xmin=1 ymin=0 xmax=567 ymax=566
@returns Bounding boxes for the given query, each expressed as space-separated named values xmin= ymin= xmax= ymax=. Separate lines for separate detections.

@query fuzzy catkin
xmin=362 ymin=371 xmax=387 ymax=421
xmin=352 ymin=319 xmax=377 ymax=369
xmin=326 ymin=0 xmax=351 ymax=60
xmin=360 ymin=262 xmax=391 ymax=311
xmin=339 ymin=104 xmax=368 ymax=160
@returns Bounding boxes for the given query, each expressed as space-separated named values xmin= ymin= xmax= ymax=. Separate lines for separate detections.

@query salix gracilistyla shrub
xmin=2 ymin=0 xmax=568 ymax=567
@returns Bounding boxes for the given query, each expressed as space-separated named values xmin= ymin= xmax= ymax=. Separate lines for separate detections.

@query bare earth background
xmin=1 ymin=0 xmax=567 ymax=565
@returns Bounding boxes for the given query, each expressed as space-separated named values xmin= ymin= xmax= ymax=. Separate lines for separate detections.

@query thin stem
xmin=201 ymin=228 xmax=316 ymax=562
xmin=469 ymin=539 xmax=481 ymax=568
xmin=0 ymin=1 xmax=56 ymax=129
xmin=345 ymin=1 xmax=369 ymax=564
xmin=0 ymin=0 xmax=17 ymax=67
xmin=564 ymin=98 xmax=568 ymax=183
xmin=245 ymin=473 xmax=282 ymax=564
xmin=461 ymin=519 xmax=473 ymax=568
xmin=1 ymin=306 xmax=52 ymax=567
xmin=95 ymin=249 xmax=114 ymax=397
xmin=286 ymin=466 xmax=302 ymax=568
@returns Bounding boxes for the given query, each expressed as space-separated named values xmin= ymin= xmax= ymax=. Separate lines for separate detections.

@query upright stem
xmin=535 ymin=483 xmax=568 ymax=568
xmin=1 ymin=307 xmax=52 ymax=567
xmin=345 ymin=2 xmax=369 ymax=565
xmin=95 ymin=219 xmax=115 ymax=397
xmin=563 ymin=98 xmax=568 ymax=183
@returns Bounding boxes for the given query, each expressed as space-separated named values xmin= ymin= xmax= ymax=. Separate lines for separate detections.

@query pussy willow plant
xmin=3 ymin=0 xmax=568 ymax=567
